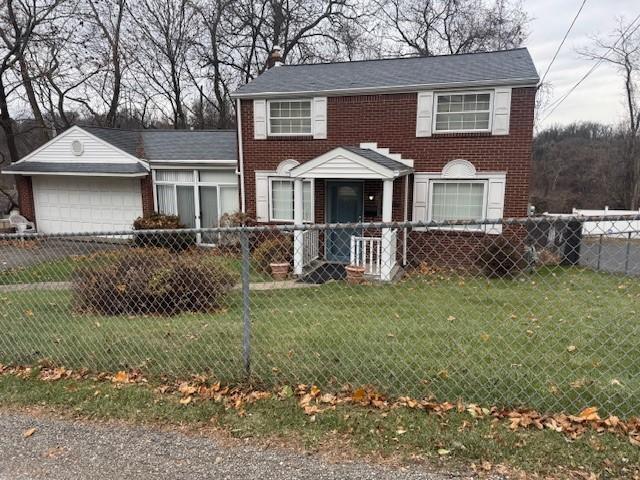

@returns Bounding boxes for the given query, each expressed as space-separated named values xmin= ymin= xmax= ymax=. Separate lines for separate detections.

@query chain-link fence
xmin=1 ymin=216 xmax=639 ymax=417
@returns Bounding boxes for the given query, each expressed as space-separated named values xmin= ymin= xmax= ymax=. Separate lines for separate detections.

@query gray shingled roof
xmin=233 ymin=48 xmax=538 ymax=97
xmin=141 ymin=130 xmax=237 ymax=161
xmin=342 ymin=146 xmax=413 ymax=175
xmin=2 ymin=161 xmax=148 ymax=175
xmin=82 ymin=126 xmax=237 ymax=161
xmin=83 ymin=126 xmax=141 ymax=157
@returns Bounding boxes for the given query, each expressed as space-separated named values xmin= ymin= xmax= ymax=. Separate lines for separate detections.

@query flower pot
xmin=270 ymin=262 xmax=290 ymax=281
xmin=345 ymin=264 xmax=366 ymax=285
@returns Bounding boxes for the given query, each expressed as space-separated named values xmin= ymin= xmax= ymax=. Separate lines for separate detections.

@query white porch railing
xmin=302 ymin=229 xmax=319 ymax=267
xmin=350 ymin=229 xmax=397 ymax=280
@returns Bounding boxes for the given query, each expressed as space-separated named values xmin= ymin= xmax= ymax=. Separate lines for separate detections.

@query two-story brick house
xmin=231 ymin=47 xmax=539 ymax=279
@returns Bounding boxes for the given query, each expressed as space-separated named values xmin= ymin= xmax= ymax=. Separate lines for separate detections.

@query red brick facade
xmin=240 ymin=87 xmax=536 ymax=223
xmin=140 ymin=174 xmax=155 ymax=216
xmin=15 ymin=175 xmax=35 ymax=222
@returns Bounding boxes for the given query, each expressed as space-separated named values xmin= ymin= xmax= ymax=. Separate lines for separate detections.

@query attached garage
xmin=32 ymin=176 xmax=143 ymax=234
xmin=2 ymin=125 xmax=238 ymax=236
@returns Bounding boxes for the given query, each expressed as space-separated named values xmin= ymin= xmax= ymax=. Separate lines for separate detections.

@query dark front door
xmin=326 ymin=181 xmax=363 ymax=262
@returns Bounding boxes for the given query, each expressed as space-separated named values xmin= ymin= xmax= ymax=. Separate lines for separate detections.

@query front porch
xmin=286 ymin=144 xmax=413 ymax=281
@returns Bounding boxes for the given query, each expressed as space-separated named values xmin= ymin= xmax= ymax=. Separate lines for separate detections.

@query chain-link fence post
xmin=240 ymin=229 xmax=252 ymax=379
xmin=624 ymin=231 xmax=632 ymax=275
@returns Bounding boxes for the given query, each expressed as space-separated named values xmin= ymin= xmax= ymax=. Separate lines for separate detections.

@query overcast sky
xmin=528 ymin=0 xmax=637 ymax=130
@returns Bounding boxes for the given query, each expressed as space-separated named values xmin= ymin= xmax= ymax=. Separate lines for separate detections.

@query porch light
xmin=368 ymin=195 xmax=375 ymax=201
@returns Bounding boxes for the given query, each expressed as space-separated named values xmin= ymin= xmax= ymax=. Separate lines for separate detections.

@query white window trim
xmin=427 ymin=178 xmax=488 ymax=232
xmin=152 ymin=169 xmax=240 ymax=241
xmin=432 ymin=90 xmax=494 ymax=134
xmin=267 ymin=99 xmax=313 ymax=137
xmin=268 ymin=176 xmax=314 ymax=223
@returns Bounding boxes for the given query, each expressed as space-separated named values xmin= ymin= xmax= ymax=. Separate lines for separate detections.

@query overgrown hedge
xmin=73 ymin=248 xmax=239 ymax=316
xmin=133 ymin=213 xmax=195 ymax=252
xmin=477 ymin=236 xmax=525 ymax=278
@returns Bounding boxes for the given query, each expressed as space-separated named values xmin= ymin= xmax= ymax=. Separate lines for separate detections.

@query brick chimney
xmin=266 ymin=45 xmax=283 ymax=69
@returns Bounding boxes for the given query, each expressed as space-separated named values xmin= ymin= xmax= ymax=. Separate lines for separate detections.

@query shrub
xmin=133 ymin=212 xmax=195 ymax=252
xmin=252 ymin=235 xmax=293 ymax=274
xmin=477 ymin=236 xmax=524 ymax=278
xmin=73 ymin=248 xmax=239 ymax=316
xmin=217 ymin=211 xmax=256 ymax=251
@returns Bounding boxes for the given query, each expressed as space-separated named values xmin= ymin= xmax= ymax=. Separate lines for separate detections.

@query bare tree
xmin=128 ymin=0 xmax=196 ymax=129
xmin=83 ymin=0 xmax=128 ymax=127
xmin=582 ymin=18 xmax=640 ymax=208
xmin=0 ymin=0 xmax=63 ymax=163
xmin=378 ymin=0 xmax=527 ymax=56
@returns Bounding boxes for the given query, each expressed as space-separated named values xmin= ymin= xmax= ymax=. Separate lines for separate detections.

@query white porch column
xmin=293 ymin=178 xmax=304 ymax=275
xmin=381 ymin=179 xmax=395 ymax=281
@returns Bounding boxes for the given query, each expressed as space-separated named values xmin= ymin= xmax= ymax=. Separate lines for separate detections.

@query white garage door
xmin=33 ymin=176 xmax=143 ymax=234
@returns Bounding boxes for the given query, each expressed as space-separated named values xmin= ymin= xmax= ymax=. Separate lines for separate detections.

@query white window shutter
xmin=255 ymin=172 xmax=269 ymax=221
xmin=412 ymin=175 xmax=429 ymax=222
xmin=253 ymin=99 xmax=267 ymax=139
xmin=312 ymin=97 xmax=327 ymax=139
xmin=486 ymin=176 xmax=506 ymax=234
xmin=492 ymin=88 xmax=512 ymax=135
xmin=416 ymin=91 xmax=434 ymax=137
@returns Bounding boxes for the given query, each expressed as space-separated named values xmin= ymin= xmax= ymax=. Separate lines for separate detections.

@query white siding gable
xmin=16 ymin=126 xmax=141 ymax=165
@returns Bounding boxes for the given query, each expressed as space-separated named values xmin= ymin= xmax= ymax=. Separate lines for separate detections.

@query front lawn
xmin=0 ymin=266 xmax=638 ymax=417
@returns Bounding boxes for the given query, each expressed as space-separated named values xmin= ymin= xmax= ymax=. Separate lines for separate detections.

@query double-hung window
xmin=269 ymin=178 xmax=313 ymax=222
xmin=429 ymin=180 xmax=486 ymax=227
xmin=268 ymin=100 xmax=312 ymax=136
xmin=434 ymin=92 xmax=492 ymax=133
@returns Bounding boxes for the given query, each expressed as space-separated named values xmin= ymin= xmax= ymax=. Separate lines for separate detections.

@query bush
xmin=217 ymin=211 xmax=256 ymax=251
xmin=133 ymin=212 xmax=195 ymax=252
xmin=252 ymin=235 xmax=293 ymax=274
xmin=478 ymin=236 xmax=524 ymax=278
xmin=73 ymin=248 xmax=239 ymax=316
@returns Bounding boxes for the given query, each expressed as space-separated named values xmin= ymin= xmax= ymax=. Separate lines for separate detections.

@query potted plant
xmin=345 ymin=264 xmax=366 ymax=285
xmin=253 ymin=236 xmax=293 ymax=281
xmin=269 ymin=261 xmax=290 ymax=281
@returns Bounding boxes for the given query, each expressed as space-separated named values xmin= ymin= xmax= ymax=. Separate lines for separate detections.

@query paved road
xmin=0 ymin=238 xmax=120 ymax=271
xmin=0 ymin=412 xmax=474 ymax=480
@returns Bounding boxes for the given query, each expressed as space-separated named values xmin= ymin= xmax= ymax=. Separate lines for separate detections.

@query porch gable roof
xmin=288 ymin=146 xmax=413 ymax=180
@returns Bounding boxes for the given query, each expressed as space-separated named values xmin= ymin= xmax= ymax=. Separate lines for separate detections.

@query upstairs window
xmin=434 ymin=92 xmax=492 ymax=133
xmin=268 ymin=100 xmax=312 ymax=135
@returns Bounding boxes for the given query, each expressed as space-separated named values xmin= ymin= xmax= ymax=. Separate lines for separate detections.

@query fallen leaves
xmin=1 ymin=362 xmax=640 ymax=447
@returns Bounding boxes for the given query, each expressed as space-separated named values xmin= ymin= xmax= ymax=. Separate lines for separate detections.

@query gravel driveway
xmin=0 ymin=412 xmax=474 ymax=480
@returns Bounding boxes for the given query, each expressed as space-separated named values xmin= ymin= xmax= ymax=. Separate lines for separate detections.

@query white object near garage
xmin=32 ymin=176 xmax=143 ymax=234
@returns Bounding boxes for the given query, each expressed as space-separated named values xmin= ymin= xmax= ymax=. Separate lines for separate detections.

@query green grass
xmin=0 ymin=256 xmax=88 ymax=284
xmin=1 ymin=266 xmax=639 ymax=416
xmin=0 ymin=374 xmax=637 ymax=478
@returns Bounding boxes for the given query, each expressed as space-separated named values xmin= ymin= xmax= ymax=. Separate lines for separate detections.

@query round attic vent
xmin=71 ymin=140 xmax=84 ymax=156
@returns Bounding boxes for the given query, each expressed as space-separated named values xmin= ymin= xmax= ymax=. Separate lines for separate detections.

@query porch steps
xmin=298 ymin=261 xmax=346 ymax=284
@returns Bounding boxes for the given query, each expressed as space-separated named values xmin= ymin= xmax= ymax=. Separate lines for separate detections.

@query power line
xmin=539 ymin=0 xmax=588 ymax=86
xmin=540 ymin=12 xmax=640 ymax=124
